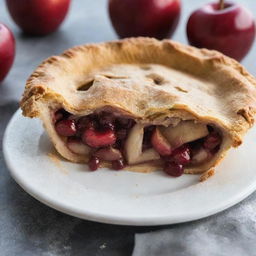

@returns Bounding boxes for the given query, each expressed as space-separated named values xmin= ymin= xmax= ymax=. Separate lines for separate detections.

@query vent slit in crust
xmin=77 ymin=79 xmax=94 ymax=91
xmin=146 ymin=73 xmax=165 ymax=85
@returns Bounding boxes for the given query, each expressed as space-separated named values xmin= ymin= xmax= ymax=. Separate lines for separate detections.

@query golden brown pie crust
xmin=20 ymin=37 xmax=256 ymax=174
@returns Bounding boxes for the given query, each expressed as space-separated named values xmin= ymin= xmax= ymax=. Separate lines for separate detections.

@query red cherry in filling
xmin=55 ymin=119 xmax=77 ymax=137
xmin=203 ymin=132 xmax=221 ymax=150
xmin=172 ymin=144 xmax=191 ymax=165
xmin=164 ymin=161 xmax=184 ymax=177
xmin=88 ymin=156 xmax=100 ymax=171
xmin=112 ymin=159 xmax=125 ymax=170
xmin=82 ymin=127 xmax=116 ymax=148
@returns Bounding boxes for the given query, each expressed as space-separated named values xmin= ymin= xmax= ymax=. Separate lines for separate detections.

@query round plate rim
xmin=3 ymin=109 xmax=256 ymax=226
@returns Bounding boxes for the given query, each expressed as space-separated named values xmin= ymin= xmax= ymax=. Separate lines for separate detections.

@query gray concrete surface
xmin=1 ymin=0 xmax=256 ymax=255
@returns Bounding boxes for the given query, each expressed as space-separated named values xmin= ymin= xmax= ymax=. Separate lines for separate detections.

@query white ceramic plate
xmin=3 ymin=109 xmax=256 ymax=226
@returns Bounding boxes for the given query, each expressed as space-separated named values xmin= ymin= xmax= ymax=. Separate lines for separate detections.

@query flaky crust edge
xmin=20 ymin=37 xmax=256 ymax=174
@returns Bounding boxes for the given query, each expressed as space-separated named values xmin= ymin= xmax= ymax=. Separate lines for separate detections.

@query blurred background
xmin=0 ymin=0 xmax=256 ymax=105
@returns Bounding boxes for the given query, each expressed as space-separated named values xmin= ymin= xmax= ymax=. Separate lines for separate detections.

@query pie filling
xmin=52 ymin=108 xmax=222 ymax=177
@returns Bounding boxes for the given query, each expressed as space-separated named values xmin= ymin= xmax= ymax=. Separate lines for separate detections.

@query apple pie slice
xmin=20 ymin=38 xmax=256 ymax=177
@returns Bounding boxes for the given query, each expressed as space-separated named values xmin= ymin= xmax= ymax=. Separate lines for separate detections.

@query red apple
xmin=6 ymin=0 xmax=71 ymax=36
xmin=0 ymin=23 xmax=15 ymax=82
xmin=186 ymin=1 xmax=256 ymax=61
xmin=108 ymin=0 xmax=181 ymax=39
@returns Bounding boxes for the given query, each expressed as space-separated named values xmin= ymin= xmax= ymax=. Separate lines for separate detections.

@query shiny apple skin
xmin=108 ymin=0 xmax=181 ymax=39
xmin=6 ymin=0 xmax=71 ymax=36
xmin=0 ymin=24 xmax=15 ymax=82
xmin=186 ymin=2 xmax=256 ymax=61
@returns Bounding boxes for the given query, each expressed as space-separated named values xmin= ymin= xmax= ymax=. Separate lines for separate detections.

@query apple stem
xmin=219 ymin=0 xmax=225 ymax=10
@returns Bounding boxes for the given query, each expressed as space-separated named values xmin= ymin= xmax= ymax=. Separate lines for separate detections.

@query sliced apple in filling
xmin=67 ymin=137 xmax=90 ymax=155
xmin=94 ymin=147 xmax=122 ymax=161
xmin=53 ymin=108 xmax=221 ymax=175
xmin=125 ymin=124 xmax=160 ymax=164
xmin=191 ymin=148 xmax=211 ymax=165
xmin=159 ymin=121 xmax=209 ymax=148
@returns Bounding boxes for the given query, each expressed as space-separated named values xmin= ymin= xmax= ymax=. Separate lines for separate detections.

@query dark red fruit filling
xmin=99 ymin=112 xmax=115 ymax=130
xmin=88 ymin=156 xmax=100 ymax=171
xmin=76 ymin=116 xmax=95 ymax=131
xmin=164 ymin=162 xmax=184 ymax=177
xmin=116 ymin=118 xmax=135 ymax=129
xmin=171 ymin=145 xmax=191 ymax=165
xmin=112 ymin=159 xmax=125 ymax=170
xmin=53 ymin=109 xmax=222 ymax=176
xmin=53 ymin=109 xmax=135 ymax=171
xmin=116 ymin=129 xmax=127 ymax=140
xmin=142 ymin=126 xmax=154 ymax=151
xmin=55 ymin=119 xmax=77 ymax=137
xmin=82 ymin=127 xmax=116 ymax=148
xmin=203 ymin=132 xmax=222 ymax=151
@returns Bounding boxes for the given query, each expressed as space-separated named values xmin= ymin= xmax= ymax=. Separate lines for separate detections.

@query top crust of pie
xmin=20 ymin=37 xmax=256 ymax=150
